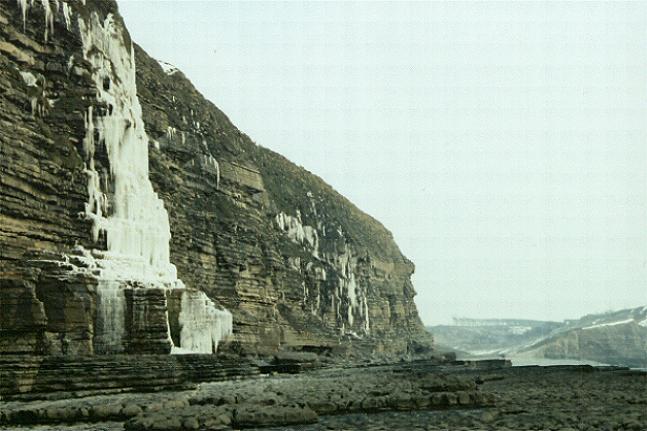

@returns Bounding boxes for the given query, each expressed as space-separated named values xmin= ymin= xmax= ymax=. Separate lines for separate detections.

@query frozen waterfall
xmin=172 ymin=290 xmax=233 ymax=354
xmin=77 ymin=11 xmax=231 ymax=354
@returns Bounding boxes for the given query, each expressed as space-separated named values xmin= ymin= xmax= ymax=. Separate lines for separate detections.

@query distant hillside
xmin=428 ymin=318 xmax=562 ymax=356
xmin=519 ymin=307 xmax=647 ymax=368
xmin=428 ymin=307 xmax=647 ymax=368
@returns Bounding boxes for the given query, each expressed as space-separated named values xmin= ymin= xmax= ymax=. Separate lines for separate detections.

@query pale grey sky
xmin=119 ymin=1 xmax=647 ymax=325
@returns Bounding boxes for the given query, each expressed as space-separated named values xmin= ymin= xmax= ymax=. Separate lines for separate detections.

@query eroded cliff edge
xmin=0 ymin=0 xmax=428 ymax=358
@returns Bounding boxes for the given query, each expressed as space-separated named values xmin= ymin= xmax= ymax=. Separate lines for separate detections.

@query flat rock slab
xmin=0 ymin=362 xmax=491 ymax=430
xmin=250 ymin=366 xmax=647 ymax=431
xmin=5 ymin=363 xmax=642 ymax=430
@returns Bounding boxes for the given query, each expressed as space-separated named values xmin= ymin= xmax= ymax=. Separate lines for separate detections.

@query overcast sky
xmin=119 ymin=1 xmax=647 ymax=325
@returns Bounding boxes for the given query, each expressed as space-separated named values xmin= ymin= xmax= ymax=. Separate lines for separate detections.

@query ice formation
xmin=75 ymin=11 xmax=231 ymax=354
xmin=275 ymin=210 xmax=320 ymax=257
xmin=79 ymin=14 xmax=177 ymax=282
xmin=93 ymin=280 xmax=125 ymax=353
xmin=174 ymin=291 xmax=233 ymax=354
xmin=362 ymin=296 xmax=370 ymax=332
xmin=62 ymin=2 xmax=71 ymax=30
xmin=276 ymin=209 xmax=370 ymax=334
xmin=41 ymin=0 xmax=53 ymax=42
xmin=334 ymin=244 xmax=370 ymax=334
xmin=199 ymin=154 xmax=220 ymax=189
xmin=16 ymin=0 xmax=74 ymax=40
xmin=16 ymin=0 xmax=28 ymax=30
xmin=338 ymin=273 xmax=357 ymax=326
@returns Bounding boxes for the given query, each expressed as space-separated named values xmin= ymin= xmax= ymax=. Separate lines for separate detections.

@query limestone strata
xmin=0 ymin=0 xmax=427 ymax=357
xmin=0 ymin=354 xmax=259 ymax=401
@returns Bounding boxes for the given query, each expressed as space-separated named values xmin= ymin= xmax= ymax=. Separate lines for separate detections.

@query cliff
xmin=0 ymin=0 xmax=427 ymax=358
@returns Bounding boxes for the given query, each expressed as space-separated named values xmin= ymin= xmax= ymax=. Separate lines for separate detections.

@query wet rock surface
xmin=2 ymin=361 xmax=646 ymax=431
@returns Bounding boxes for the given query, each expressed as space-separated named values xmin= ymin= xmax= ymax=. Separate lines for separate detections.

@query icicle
xmin=41 ymin=0 xmax=53 ymax=42
xmin=363 ymin=296 xmax=370 ymax=332
xmin=205 ymin=155 xmax=220 ymax=189
xmin=347 ymin=271 xmax=357 ymax=307
xmin=17 ymin=0 xmax=28 ymax=31
xmin=214 ymin=158 xmax=220 ymax=190
xmin=62 ymin=2 xmax=71 ymax=30
xmin=29 ymin=98 xmax=37 ymax=115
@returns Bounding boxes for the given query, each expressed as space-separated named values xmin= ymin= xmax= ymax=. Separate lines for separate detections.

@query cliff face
xmin=0 ymin=0 xmax=427 ymax=357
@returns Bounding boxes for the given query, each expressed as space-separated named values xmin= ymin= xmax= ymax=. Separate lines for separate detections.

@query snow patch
xmin=510 ymin=326 xmax=532 ymax=335
xmin=582 ymin=318 xmax=634 ymax=330
xmin=157 ymin=60 xmax=179 ymax=76
xmin=19 ymin=71 xmax=38 ymax=87
xmin=19 ymin=70 xmax=47 ymax=116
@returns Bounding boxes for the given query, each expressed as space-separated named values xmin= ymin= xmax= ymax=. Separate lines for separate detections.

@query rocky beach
xmin=2 ymin=358 xmax=647 ymax=431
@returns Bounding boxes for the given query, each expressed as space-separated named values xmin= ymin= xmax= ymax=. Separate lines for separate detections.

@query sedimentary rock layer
xmin=0 ymin=359 xmax=494 ymax=429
